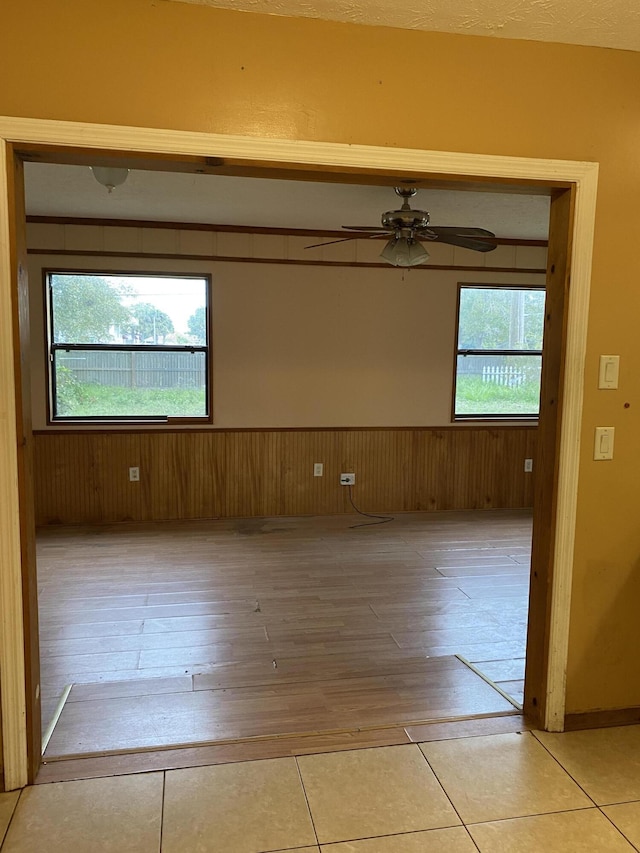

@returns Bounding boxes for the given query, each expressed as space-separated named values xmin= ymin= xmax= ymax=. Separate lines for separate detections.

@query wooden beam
xmin=25 ymin=215 xmax=549 ymax=247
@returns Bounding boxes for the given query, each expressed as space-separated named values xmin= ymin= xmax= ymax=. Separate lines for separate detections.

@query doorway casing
xmin=0 ymin=115 xmax=598 ymax=790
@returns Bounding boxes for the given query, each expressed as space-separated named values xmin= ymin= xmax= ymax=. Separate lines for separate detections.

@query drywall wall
xmin=27 ymin=223 xmax=545 ymax=428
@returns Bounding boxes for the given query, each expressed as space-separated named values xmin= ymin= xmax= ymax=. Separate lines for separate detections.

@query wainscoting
xmin=34 ymin=426 xmax=536 ymax=525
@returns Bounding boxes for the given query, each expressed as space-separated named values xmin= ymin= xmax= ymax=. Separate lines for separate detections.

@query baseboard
xmin=564 ymin=707 xmax=640 ymax=731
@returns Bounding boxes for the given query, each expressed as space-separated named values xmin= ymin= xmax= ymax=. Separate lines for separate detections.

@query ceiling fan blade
xmin=432 ymin=233 xmax=498 ymax=252
xmin=305 ymin=232 xmax=388 ymax=250
xmin=304 ymin=236 xmax=360 ymax=249
xmin=426 ymin=226 xmax=497 ymax=238
xmin=341 ymin=226 xmax=389 ymax=232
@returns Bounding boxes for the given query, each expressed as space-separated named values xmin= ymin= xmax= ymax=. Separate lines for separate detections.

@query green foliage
xmin=51 ymin=274 xmax=131 ymax=343
xmin=58 ymin=384 xmax=206 ymax=418
xmin=459 ymin=287 xmax=545 ymax=351
xmin=54 ymin=365 xmax=86 ymax=415
xmin=187 ymin=305 xmax=207 ymax=344
xmin=127 ymin=302 xmax=174 ymax=344
xmin=456 ymin=375 xmax=541 ymax=415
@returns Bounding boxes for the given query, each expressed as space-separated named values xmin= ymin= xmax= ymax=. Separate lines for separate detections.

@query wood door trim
xmin=27 ymin=248 xmax=546 ymax=276
xmin=563 ymin=707 xmax=640 ymax=731
xmin=0 ymin=116 xmax=598 ymax=788
xmin=542 ymin=179 xmax=596 ymax=730
xmin=32 ymin=424 xmax=538 ymax=435
xmin=8 ymin=153 xmax=41 ymax=784
xmin=0 ymin=143 xmax=29 ymax=791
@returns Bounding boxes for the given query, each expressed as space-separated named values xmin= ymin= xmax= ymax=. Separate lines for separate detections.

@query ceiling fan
xmin=306 ymin=187 xmax=498 ymax=267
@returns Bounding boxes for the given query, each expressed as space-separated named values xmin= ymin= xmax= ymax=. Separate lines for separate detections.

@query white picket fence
xmin=481 ymin=364 xmax=525 ymax=387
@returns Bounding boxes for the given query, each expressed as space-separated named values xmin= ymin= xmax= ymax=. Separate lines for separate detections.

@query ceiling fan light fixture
xmin=90 ymin=166 xmax=130 ymax=193
xmin=380 ymin=236 xmax=430 ymax=267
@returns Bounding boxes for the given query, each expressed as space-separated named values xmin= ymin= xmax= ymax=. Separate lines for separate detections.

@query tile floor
xmin=3 ymin=724 xmax=640 ymax=851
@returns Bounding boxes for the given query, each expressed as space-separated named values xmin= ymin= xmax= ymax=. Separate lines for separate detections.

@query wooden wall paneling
xmin=490 ymin=429 xmax=513 ymax=507
xmin=203 ymin=431 xmax=227 ymax=520
xmin=382 ymin=429 xmax=414 ymax=512
xmin=144 ymin=433 xmax=197 ymax=521
xmin=497 ymin=429 xmax=517 ymax=507
xmin=319 ymin=429 xmax=342 ymax=515
xmin=173 ymin=432 xmax=204 ymax=520
xmin=36 ymin=434 xmax=75 ymax=524
xmin=437 ymin=430 xmax=463 ymax=510
xmin=414 ymin=430 xmax=449 ymax=511
xmin=362 ymin=429 xmax=387 ymax=513
xmin=224 ymin=430 xmax=279 ymax=519
xmin=276 ymin=429 xmax=298 ymax=516
xmin=78 ymin=433 xmax=106 ymax=522
xmin=464 ymin=429 xmax=488 ymax=510
xmin=33 ymin=427 xmax=537 ymax=526
xmin=342 ymin=430 xmax=377 ymax=514
xmin=411 ymin=429 xmax=430 ymax=511
xmin=143 ymin=432 xmax=168 ymax=520
xmin=466 ymin=431 xmax=489 ymax=510
xmin=278 ymin=430 xmax=331 ymax=517
xmin=340 ymin=430 xmax=358 ymax=514
xmin=447 ymin=429 xmax=472 ymax=510
xmin=506 ymin=427 xmax=536 ymax=507
xmin=102 ymin=433 xmax=142 ymax=522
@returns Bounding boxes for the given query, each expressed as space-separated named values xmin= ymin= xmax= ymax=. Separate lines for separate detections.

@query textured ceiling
xmin=170 ymin=0 xmax=640 ymax=52
xmin=24 ymin=163 xmax=550 ymax=239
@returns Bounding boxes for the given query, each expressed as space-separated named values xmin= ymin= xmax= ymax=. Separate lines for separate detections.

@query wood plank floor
xmin=37 ymin=508 xmax=532 ymax=759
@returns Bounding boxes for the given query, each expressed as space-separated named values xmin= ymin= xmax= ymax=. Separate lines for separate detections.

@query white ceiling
xmin=24 ymin=163 xmax=550 ymax=239
xmin=171 ymin=0 xmax=640 ymax=52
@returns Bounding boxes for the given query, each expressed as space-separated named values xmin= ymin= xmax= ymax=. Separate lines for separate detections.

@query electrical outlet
xmin=340 ymin=473 xmax=355 ymax=485
xmin=129 ymin=466 xmax=140 ymax=482
xmin=313 ymin=462 xmax=323 ymax=477
xmin=524 ymin=458 xmax=533 ymax=473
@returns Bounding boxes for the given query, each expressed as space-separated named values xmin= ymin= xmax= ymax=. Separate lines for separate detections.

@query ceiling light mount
xmin=380 ymin=233 xmax=430 ymax=267
xmin=90 ymin=166 xmax=130 ymax=193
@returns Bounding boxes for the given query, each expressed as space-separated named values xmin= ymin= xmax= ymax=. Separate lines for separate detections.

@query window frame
xmin=44 ymin=268 xmax=213 ymax=425
xmin=452 ymin=282 xmax=545 ymax=422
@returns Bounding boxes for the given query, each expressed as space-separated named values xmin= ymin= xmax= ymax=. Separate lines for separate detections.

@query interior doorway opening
xmin=2 ymin=123 xmax=592 ymax=788
xmin=29 ymin=153 xmax=546 ymax=764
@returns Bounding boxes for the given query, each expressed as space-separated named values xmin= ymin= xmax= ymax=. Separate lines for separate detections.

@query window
xmin=46 ymin=271 xmax=211 ymax=422
xmin=454 ymin=284 xmax=545 ymax=420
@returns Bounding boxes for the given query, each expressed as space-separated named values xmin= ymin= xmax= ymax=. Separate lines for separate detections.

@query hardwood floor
xmin=36 ymin=509 xmax=532 ymax=759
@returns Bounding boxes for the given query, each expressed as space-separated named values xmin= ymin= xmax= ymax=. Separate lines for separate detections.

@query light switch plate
xmin=599 ymin=355 xmax=620 ymax=389
xmin=594 ymin=426 xmax=615 ymax=460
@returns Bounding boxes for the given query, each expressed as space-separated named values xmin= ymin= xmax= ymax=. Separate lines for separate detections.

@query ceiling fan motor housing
xmin=381 ymin=209 xmax=430 ymax=231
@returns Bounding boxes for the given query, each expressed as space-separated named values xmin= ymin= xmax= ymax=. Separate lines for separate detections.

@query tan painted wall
xmin=27 ymin=224 xmax=545 ymax=428
xmin=3 ymin=0 xmax=640 ymax=713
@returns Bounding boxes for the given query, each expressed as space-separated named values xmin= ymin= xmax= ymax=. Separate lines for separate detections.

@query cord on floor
xmin=347 ymin=484 xmax=395 ymax=529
